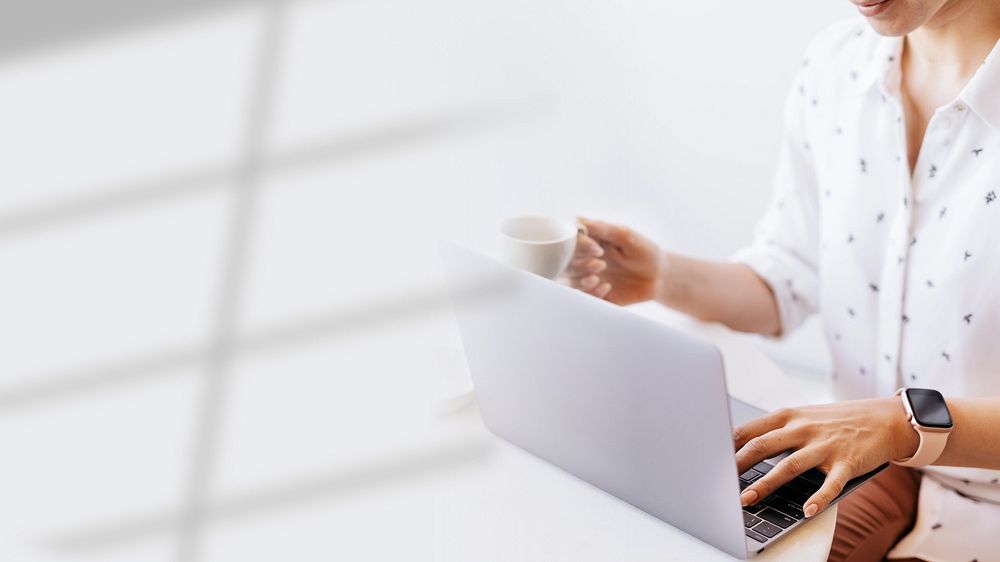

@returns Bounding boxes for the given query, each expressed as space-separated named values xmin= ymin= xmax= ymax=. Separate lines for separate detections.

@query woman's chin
xmin=860 ymin=0 xmax=943 ymax=37
xmin=864 ymin=18 xmax=920 ymax=37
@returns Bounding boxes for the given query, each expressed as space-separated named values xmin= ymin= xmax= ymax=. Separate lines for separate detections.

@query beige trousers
xmin=828 ymin=464 xmax=922 ymax=562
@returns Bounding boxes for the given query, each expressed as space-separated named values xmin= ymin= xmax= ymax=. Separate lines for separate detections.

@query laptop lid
xmin=440 ymin=243 xmax=748 ymax=558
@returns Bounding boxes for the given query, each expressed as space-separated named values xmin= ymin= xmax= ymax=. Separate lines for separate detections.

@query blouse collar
xmin=855 ymin=34 xmax=1000 ymax=133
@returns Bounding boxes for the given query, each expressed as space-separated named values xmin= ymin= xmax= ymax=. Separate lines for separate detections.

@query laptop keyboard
xmin=740 ymin=461 xmax=825 ymax=545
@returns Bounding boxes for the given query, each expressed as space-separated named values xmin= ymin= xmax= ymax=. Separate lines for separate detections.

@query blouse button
xmin=954 ymin=102 xmax=967 ymax=112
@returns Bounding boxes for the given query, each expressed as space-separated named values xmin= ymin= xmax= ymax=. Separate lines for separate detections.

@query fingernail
xmin=804 ymin=503 xmax=818 ymax=518
xmin=740 ymin=490 xmax=757 ymax=506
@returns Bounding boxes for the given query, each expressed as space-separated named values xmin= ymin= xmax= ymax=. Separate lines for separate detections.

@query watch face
xmin=907 ymin=388 xmax=953 ymax=429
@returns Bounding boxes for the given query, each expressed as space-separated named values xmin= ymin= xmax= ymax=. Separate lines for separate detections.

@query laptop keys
xmin=766 ymin=496 xmax=805 ymax=520
xmin=751 ymin=461 xmax=824 ymax=490
xmin=738 ymin=469 xmax=813 ymax=527
xmin=739 ymin=469 xmax=812 ymax=546
xmin=744 ymin=501 xmax=766 ymax=514
xmin=759 ymin=508 xmax=796 ymax=529
xmin=776 ymin=484 xmax=810 ymax=505
xmin=752 ymin=520 xmax=782 ymax=538
xmin=801 ymin=468 xmax=827 ymax=486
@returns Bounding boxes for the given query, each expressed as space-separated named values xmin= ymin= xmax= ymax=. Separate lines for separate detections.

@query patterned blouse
xmin=734 ymin=17 xmax=1000 ymax=562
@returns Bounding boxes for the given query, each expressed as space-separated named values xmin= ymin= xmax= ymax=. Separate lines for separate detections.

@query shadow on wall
xmin=0 ymin=3 xmax=523 ymax=561
xmin=0 ymin=1 xmax=848 ymax=560
xmin=0 ymin=0 xmax=252 ymax=59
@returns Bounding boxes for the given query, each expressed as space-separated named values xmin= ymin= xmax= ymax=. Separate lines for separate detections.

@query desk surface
xmin=430 ymin=302 xmax=837 ymax=561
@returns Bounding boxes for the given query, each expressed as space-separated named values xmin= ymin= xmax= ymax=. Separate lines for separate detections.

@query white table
xmin=429 ymin=302 xmax=838 ymax=561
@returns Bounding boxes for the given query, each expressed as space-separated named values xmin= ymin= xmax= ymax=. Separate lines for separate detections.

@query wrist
xmin=888 ymin=395 xmax=920 ymax=461
xmin=653 ymin=251 xmax=680 ymax=304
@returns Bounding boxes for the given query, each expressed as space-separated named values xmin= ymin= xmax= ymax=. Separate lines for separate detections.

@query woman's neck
xmin=906 ymin=0 xmax=1000 ymax=78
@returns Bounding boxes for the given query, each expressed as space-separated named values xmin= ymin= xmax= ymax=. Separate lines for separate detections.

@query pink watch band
xmin=892 ymin=388 xmax=951 ymax=468
xmin=893 ymin=426 xmax=949 ymax=467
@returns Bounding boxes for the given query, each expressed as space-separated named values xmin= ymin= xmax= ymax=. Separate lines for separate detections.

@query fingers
xmin=575 ymin=231 xmax=604 ymax=258
xmin=567 ymin=274 xmax=612 ymax=300
xmin=803 ymin=463 xmax=852 ymax=518
xmin=594 ymin=282 xmax=612 ymax=299
xmin=567 ymin=229 xmax=612 ymax=299
xmin=733 ymin=407 xmax=796 ymax=453
xmin=566 ymin=256 xmax=607 ymax=277
xmin=740 ymin=447 xmax=819 ymax=506
xmin=569 ymin=218 xmax=635 ymax=301
xmin=568 ymin=272 xmax=607 ymax=291
xmin=578 ymin=217 xmax=632 ymax=248
xmin=735 ymin=424 xmax=800 ymax=475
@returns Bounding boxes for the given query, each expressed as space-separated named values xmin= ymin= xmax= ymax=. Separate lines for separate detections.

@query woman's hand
xmin=566 ymin=218 xmax=665 ymax=305
xmin=733 ymin=398 xmax=919 ymax=518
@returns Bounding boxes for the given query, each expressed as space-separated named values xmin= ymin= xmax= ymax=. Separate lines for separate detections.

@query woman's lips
xmin=857 ymin=0 xmax=892 ymax=17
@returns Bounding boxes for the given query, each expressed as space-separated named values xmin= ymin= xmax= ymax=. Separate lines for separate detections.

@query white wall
xmin=0 ymin=1 xmax=852 ymax=560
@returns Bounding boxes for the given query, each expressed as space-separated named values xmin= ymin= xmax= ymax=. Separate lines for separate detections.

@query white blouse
xmin=734 ymin=18 xmax=1000 ymax=562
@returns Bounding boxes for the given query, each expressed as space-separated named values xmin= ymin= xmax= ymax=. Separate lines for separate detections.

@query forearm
xmin=654 ymin=252 xmax=782 ymax=336
xmin=933 ymin=397 xmax=1000 ymax=469
xmin=883 ymin=395 xmax=1000 ymax=469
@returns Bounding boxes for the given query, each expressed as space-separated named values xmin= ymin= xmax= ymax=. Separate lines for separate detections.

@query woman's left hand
xmin=733 ymin=397 xmax=920 ymax=518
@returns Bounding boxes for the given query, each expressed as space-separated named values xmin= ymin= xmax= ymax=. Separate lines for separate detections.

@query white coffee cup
xmin=500 ymin=216 xmax=578 ymax=279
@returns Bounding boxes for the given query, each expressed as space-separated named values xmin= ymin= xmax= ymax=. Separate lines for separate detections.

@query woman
xmin=567 ymin=0 xmax=1000 ymax=560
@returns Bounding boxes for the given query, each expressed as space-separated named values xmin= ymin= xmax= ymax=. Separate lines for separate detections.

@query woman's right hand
xmin=566 ymin=218 xmax=665 ymax=305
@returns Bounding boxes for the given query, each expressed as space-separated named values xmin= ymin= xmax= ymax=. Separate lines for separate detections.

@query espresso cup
xmin=499 ymin=216 xmax=578 ymax=279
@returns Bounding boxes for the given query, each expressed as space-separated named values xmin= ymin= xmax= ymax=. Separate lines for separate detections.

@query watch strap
xmin=893 ymin=426 xmax=948 ymax=467
xmin=892 ymin=388 xmax=951 ymax=468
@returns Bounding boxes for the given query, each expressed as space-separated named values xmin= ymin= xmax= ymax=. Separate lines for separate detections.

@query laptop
xmin=440 ymin=243 xmax=885 ymax=559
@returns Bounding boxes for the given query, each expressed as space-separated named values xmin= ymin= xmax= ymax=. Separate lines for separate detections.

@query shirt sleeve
xmin=731 ymin=66 xmax=820 ymax=337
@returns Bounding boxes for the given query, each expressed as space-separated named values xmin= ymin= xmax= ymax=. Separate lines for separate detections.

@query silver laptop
xmin=440 ymin=243 xmax=884 ymax=559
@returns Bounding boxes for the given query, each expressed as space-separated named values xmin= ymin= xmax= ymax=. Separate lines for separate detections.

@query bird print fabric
xmin=732 ymin=18 xmax=1000 ymax=562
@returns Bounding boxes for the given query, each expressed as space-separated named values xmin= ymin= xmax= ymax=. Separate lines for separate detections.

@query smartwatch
xmin=893 ymin=387 xmax=953 ymax=468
